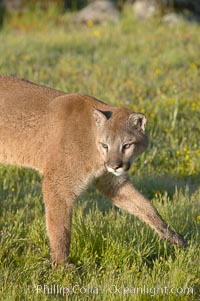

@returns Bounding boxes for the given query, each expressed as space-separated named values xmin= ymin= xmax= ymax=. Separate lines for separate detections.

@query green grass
xmin=0 ymin=6 xmax=200 ymax=300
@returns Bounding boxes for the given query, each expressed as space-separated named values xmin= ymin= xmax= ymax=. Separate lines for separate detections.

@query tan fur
xmin=0 ymin=75 xmax=186 ymax=265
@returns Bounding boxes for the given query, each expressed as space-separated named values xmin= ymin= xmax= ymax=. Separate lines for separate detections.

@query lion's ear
xmin=93 ymin=109 xmax=110 ymax=127
xmin=128 ymin=113 xmax=147 ymax=133
xmin=93 ymin=110 xmax=107 ymax=126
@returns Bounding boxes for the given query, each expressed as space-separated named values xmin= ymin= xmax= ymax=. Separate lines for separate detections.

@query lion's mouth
xmin=104 ymin=161 xmax=131 ymax=176
xmin=108 ymin=169 xmax=124 ymax=176
xmin=105 ymin=166 xmax=125 ymax=176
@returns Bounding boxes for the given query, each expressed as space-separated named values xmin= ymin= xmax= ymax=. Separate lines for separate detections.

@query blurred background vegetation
xmin=0 ymin=0 xmax=200 ymax=21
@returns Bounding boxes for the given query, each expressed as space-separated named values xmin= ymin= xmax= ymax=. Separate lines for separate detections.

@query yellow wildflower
xmin=155 ymin=68 xmax=161 ymax=74
xmin=168 ymin=99 xmax=174 ymax=105
xmin=87 ymin=20 xmax=94 ymax=27
xmin=93 ymin=30 xmax=100 ymax=38
xmin=190 ymin=63 xmax=197 ymax=69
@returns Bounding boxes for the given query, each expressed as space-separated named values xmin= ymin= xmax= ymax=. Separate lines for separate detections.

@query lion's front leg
xmin=95 ymin=173 xmax=187 ymax=248
xmin=42 ymin=172 xmax=74 ymax=266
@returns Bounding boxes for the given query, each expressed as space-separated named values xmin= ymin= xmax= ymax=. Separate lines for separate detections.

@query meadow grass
xmin=0 ymin=6 xmax=200 ymax=300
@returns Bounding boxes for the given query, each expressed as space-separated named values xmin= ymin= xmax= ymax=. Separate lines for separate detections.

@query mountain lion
xmin=0 ymin=75 xmax=186 ymax=265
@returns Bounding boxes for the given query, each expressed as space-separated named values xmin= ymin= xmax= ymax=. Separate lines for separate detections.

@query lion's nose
xmin=107 ymin=161 xmax=123 ymax=171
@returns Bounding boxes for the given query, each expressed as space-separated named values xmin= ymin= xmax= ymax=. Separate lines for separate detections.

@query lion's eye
xmin=101 ymin=143 xmax=108 ymax=150
xmin=123 ymin=142 xmax=134 ymax=150
xmin=123 ymin=143 xmax=131 ymax=150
